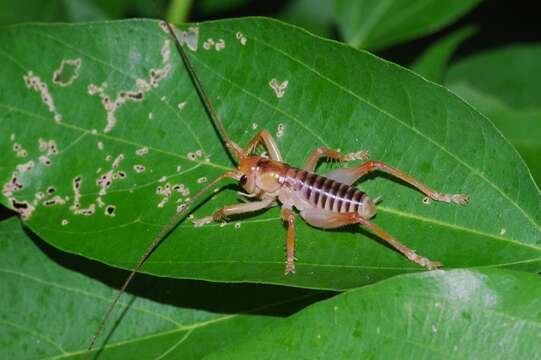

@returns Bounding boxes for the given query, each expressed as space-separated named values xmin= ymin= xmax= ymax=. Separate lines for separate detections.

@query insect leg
xmin=242 ymin=129 xmax=283 ymax=161
xmin=356 ymin=216 xmax=441 ymax=270
xmin=299 ymin=209 xmax=441 ymax=270
xmin=192 ymin=198 xmax=275 ymax=227
xmin=326 ymin=160 xmax=469 ymax=204
xmin=303 ymin=147 xmax=368 ymax=172
xmin=281 ymin=206 xmax=297 ymax=275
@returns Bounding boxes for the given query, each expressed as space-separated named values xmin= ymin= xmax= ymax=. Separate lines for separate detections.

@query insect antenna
xmin=86 ymin=171 xmax=239 ymax=356
xmin=163 ymin=22 xmax=244 ymax=161
xmin=86 ymin=15 xmax=245 ymax=357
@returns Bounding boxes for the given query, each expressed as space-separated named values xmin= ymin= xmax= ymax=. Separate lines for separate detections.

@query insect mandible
xmin=87 ymin=20 xmax=470 ymax=355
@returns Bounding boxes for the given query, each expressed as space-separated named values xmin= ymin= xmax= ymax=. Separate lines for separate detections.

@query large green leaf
xmin=0 ymin=217 xmax=325 ymax=358
xmin=0 ymin=18 xmax=540 ymax=291
xmin=334 ymin=0 xmax=483 ymax=50
xmin=445 ymin=45 xmax=541 ymax=185
xmin=211 ymin=268 xmax=541 ymax=359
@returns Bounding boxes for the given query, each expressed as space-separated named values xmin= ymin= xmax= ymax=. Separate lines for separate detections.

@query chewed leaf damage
xmin=87 ymin=38 xmax=173 ymax=133
xmin=23 ymin=71 xmax=62 ymax=122
xmin=52 ymin=58 xmax=82 ymax=87
xmin=2 ymin=137 xmax=62 ymax=220
xmin=269 ymin=78 xmax=288 ymax=98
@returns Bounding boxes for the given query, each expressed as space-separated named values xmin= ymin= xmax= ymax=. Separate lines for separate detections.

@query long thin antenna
xmin=86 ymin=10 xmax=245 ymax=355
xmin=86 ymin=171 xmax=239 ymax=355
xmin=163 ymin=21 xmax=244 ymax=160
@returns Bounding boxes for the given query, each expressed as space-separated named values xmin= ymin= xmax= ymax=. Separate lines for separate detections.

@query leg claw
xmin=192 ymin=217 xmax=213 ymax=227
xmin=344 ymin=150 xmax=369 ymax=161
xmin=408 ymin=252 xmax=442 ymax=270
xmin=433 ymin=193 xmax=470 ymax=205
xmin=284 ymin=262 xmax=296 ymax=275
xmin=451 ymin=194 xmax=469 ymax=205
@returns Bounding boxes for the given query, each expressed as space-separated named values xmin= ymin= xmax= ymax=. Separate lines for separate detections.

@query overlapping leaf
xmin=334 ymin=0 xmax=483 ymax=50
xmin=446 ymin=44 xmax=541 ymax=110
xmin=0 ymin=18 xmax=540 ymax=290
xmin=411 ymin=26 xmax=477 ymax=83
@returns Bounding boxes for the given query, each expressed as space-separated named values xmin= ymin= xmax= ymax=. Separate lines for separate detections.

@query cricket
xmin=84 ymin=19 xmax=470 ymax=355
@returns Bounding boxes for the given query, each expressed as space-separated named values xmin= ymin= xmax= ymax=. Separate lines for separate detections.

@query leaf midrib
xmin=37 ymin=206 xmax=541 ymax=254
xmin=3 ymin=104 xmax=539 ymax=254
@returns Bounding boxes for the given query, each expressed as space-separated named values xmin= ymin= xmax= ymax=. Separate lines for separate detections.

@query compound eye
xmin=240 ymin=175 xmax=247 ymax=186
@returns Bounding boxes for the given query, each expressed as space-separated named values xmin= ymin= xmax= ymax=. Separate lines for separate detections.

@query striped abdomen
xmin=282 ymin=167 xmax=367 ymax=213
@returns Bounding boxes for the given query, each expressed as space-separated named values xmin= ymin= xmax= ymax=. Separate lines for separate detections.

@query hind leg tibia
xmin=299 ymin=209 xmax=441 ymax=270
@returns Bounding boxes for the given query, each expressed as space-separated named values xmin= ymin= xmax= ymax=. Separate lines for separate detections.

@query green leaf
xmin=0 ymin=217 xmax=324 ymax=358
xmin=0 ymin=18 xmax=540 ymax=291
xmin=211 ymin=269 xmax=541 ymax=359
xmin=411 ymin=26 xmax=477 ymax=83
xmin=446 ymin=44 xmax=541 ymax=110
xmin=445 ymin=45 xmax=541 ymax=186
xmin=334 ymin=0 xmax=483 ymax=50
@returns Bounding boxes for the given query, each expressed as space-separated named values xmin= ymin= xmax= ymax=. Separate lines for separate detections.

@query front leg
xmin=303 ymin=147 xmax=368 ymax=172
xmin=243 ymin=129 xmax=283 ymax=161
xmin=192 ymin=198 xmax=275 ymax=227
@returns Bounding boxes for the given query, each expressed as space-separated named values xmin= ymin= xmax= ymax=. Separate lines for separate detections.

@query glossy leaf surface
xmin=0 ymin=18 xmax=540 ymax=290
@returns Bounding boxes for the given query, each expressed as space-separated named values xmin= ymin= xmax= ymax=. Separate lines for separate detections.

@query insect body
xmin=190 ymin=129 xmax=469 ymax=274
xmin=165 ymin=20 xmax=470 ymax=274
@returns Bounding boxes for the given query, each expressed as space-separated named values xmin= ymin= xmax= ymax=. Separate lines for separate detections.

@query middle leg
xmin=192 ymin=198 xmax=275 ymax=227
xmin=303 ymin=147 xmax=368 ymax=172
